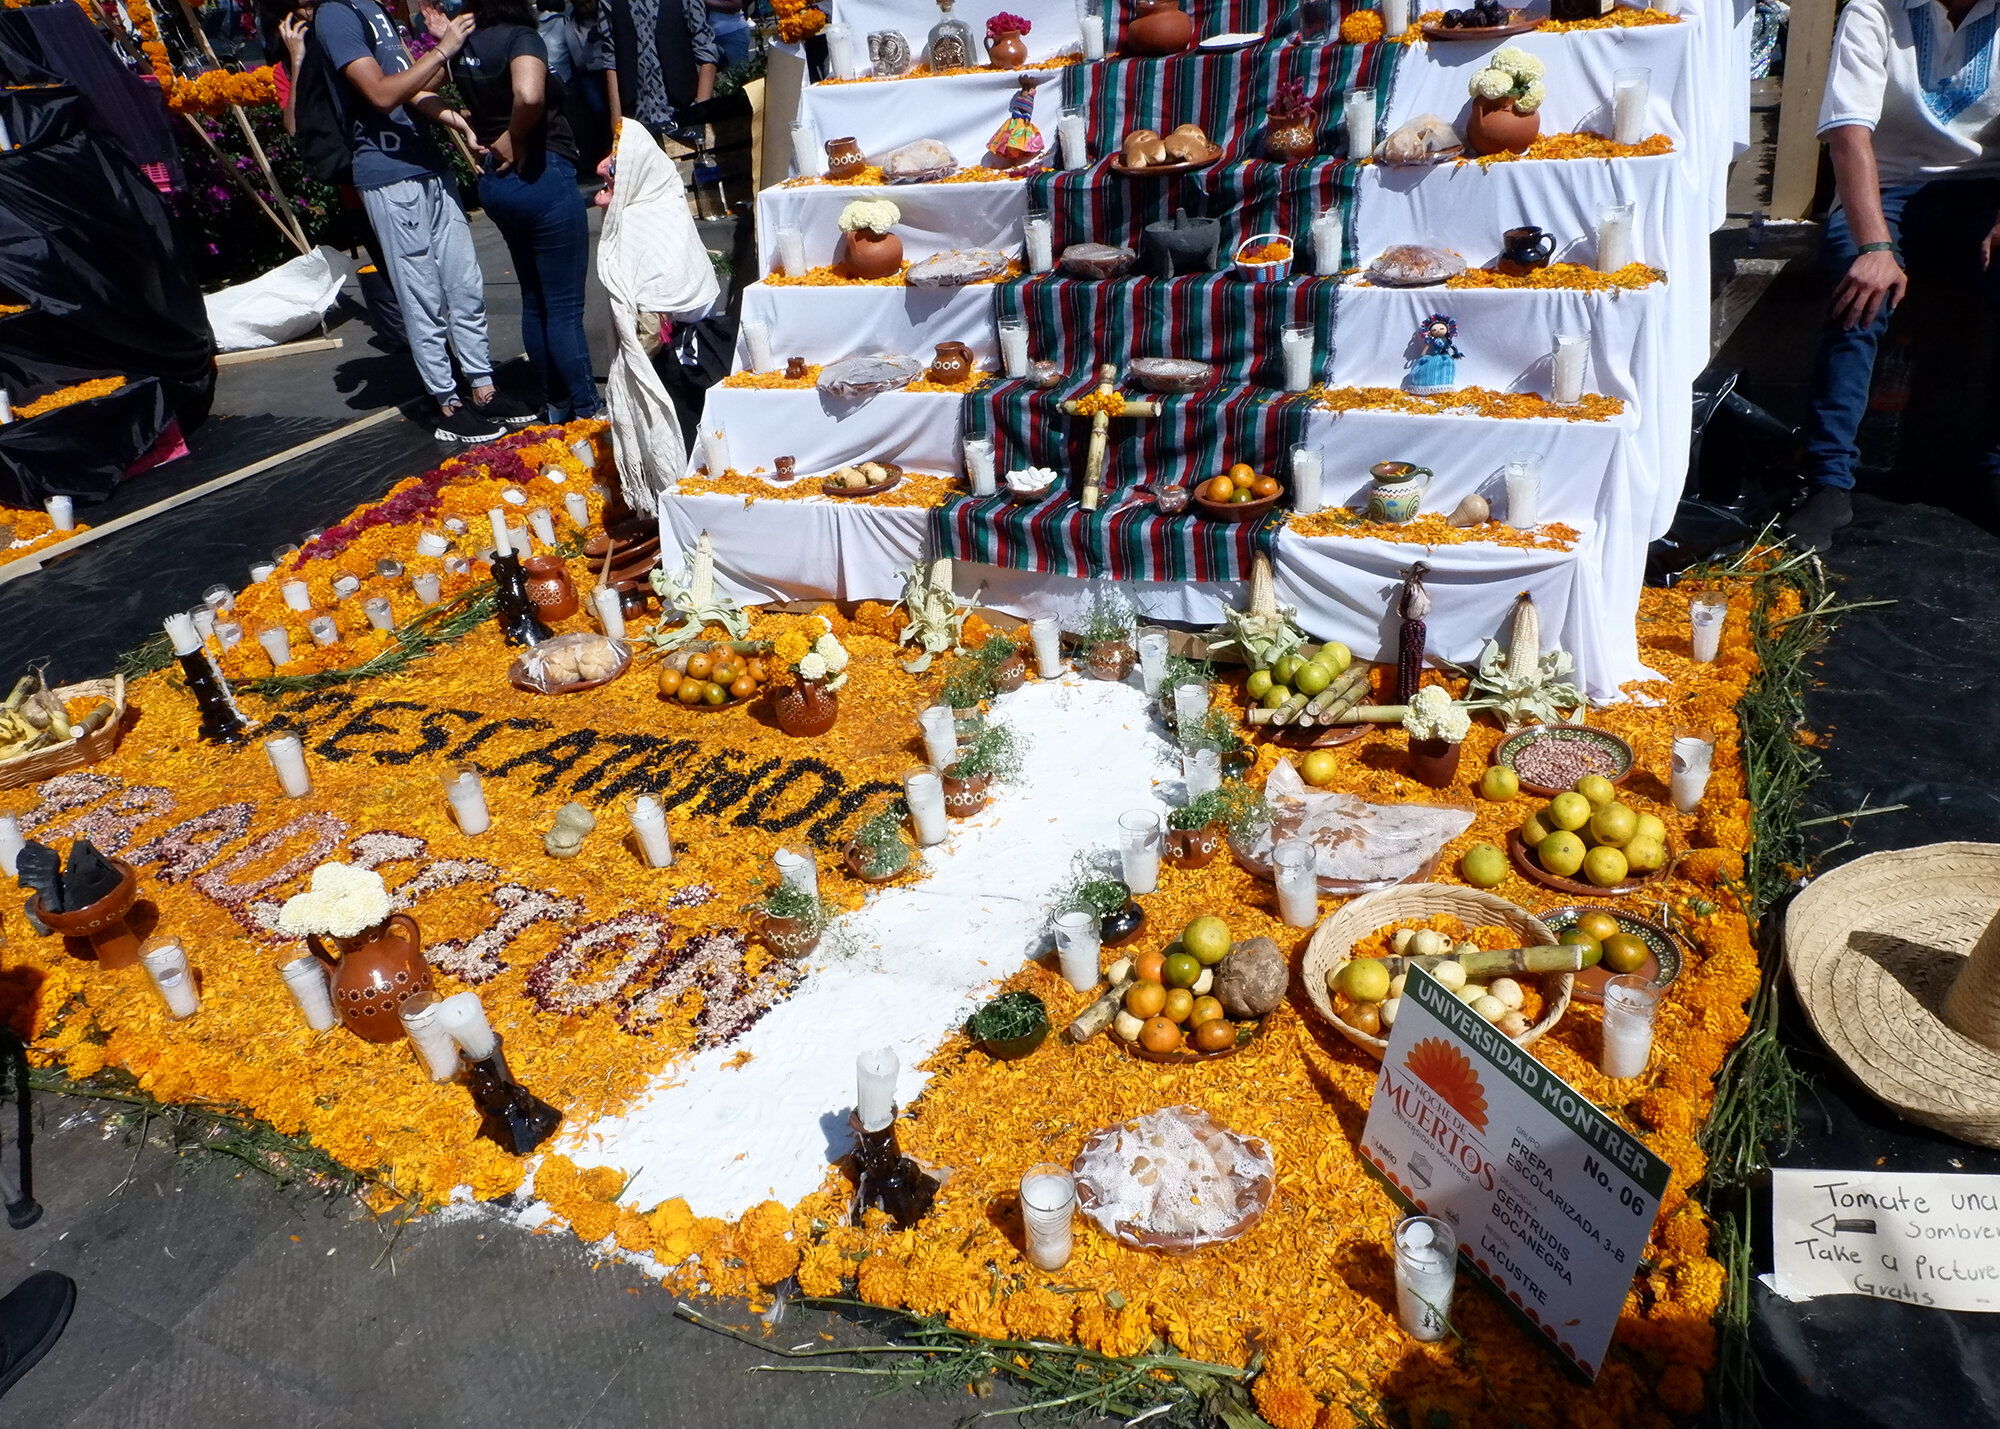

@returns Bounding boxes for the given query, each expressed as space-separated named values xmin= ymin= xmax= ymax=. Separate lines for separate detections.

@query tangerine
xmin=1162 ymin=987 xmax=1195 ymax=1023
xmin=1125 ymin=981 xmax=1168 ymax=1019
xmin=1202 ymin=476 xmax=1235 ymax=503
xmin=1189 ymin=995 xmax=1225 ymax=1026
xmin=1251 ymin=475 xmax=1281 ymax=498
xmin=657 ymin=668 xmax=683 ymax=697
xmin=676 ymin=679 xmax=706 ymax=705
xmin=1228 ymin=462 xmax=1256 ymax=485
xmin=711 ymin=659 xmax=744 ymax=685
xmin=1134 ymin=950 xmax=1167 ymax=984
xmin=1191 ymin=1018 xmax=1236 ymax=1053
xmin=702 ymin=681 xmax=730 ymax=706
xmin=685 ymin=653 xmax=714 ymax=681
xmin=1163 ymin=951 xmax=1202 ymax=988
xmin=729 ymin=675 xmax=758 ymax=699
xmin=1139 ymin=1016 xmax=1183 ymax=1053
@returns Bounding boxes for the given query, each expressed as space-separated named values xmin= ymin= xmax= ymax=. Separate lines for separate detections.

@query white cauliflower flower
xmin=1469 ymin=67 xmax=1517 ymax=101
xmin=838 ymin=198 xmax=901 ymax=234
xmin=1402 ymin=685 xmax=1471 ymax=743
xmin=1514 ymin=79 xmax=1546 ymax=114
xmin=277 ymin=863 xmax=393 ymax=940
xmin=1493 ymin=46 xmax=1543 ymax=81
xmin=817 ymin=635 xmax=850 ymax=674
xmin=815 ymin=632 xmax=844 ymax=659
xmin=798 ymin=652 xmax=829 ymax=680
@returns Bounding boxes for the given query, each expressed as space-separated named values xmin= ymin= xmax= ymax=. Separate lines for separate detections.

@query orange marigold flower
xmin=1340 ymin=8 xmax=1384 ymax=41
xmin=795 ymin=1242 xmax=848 ymax=1297
xmin=1656 ymin=1363 xmax=1706 ymax=1415
xmin=1253 ymin=1372 xmax=1321 ymax=1429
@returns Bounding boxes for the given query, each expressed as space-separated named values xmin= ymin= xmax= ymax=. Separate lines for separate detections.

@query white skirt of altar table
xmin=736 ymin=280 xmax=1007 ymax=371
xmin=755 ymin=179 xmax=1030 ymax=279
xmin=796 ymin=69 xmax=1069 ymax=184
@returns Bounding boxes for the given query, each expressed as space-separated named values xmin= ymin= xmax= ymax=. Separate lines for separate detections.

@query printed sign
xmin=1771 ymin=1168 xmax=2000 ymax=1311
xmin=1360 ymin=966 xmax=1670 ymax=1379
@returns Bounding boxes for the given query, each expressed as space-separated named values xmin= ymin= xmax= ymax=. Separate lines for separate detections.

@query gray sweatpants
xmin=360 ymin=174 xmax=493 ymax=403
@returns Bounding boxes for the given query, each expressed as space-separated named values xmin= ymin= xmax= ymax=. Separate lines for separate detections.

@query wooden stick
xmin=179 ymin=112 xmax=311 ymax=256
xmin=174 ymin=0 xmax=311 ymax=253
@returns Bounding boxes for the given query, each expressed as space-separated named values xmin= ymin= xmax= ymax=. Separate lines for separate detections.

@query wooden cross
xmin=1057 ymin=364 xmax=1162 ymax=511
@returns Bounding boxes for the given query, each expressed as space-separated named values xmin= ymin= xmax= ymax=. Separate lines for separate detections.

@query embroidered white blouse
xmin=1820 ymin=0 xmax=2000 ymax=184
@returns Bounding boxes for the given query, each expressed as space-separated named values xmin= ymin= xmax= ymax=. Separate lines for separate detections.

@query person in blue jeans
xmin=1795 ymin=0 xmax=2000 ymax=551
xmin=437 ymin=0 xmax=601 ymax=422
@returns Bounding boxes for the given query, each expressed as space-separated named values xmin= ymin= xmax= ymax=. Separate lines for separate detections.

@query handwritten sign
xmin=1361 ymin=966 xmax=1670 ymax=1379
xmin=1771 ymin=1168 xmax=2000 ymax=1311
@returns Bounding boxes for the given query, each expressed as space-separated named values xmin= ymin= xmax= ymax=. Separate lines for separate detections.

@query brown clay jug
xmin=986 ymin=29 xmax=1028 ymax=67
xmin=1123 ymin=0 xmax=1194 ymax=55
xmin=823 ymin=136 xmax=866 ymax=182
xmin=520 ymin=554 xmax=579 ymax=622
xmin=309 ymin=913 xmax=433 ymax=1043
xmin=927 ymin=341 xmax=975 ymax=384
xmin=1266 ymin=114 xmax=1317 ymax=163
xmin=772 ymin=676 xmax=840 ymax=737
xmin=1465 ymin=97 xmax=1540 ymax=157
xmin=843 ymin=228 xmax=904 ymax=280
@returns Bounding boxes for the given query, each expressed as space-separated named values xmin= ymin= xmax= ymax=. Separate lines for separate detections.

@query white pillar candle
xmin=1272 ymin=838 xmax=1319 ymax=928
xmin=331 ymin=573 xmax=361 ymax=602
xmin=856 ymin=1047 xmax=898 ymax=1131
xmin=398 ymin=993 xmax=462 ymax=1080
xmin=361 ymin=596 xmax=394 ymax=631
xmin=1504 ymin=451 xmax=1541 ymax=528
xmin=1291 ymin=444 xmax=1323 ymax=514
xmin=571 ymin=437 xmax=596 ymax=469
xmin=0 ymin=813 xmax=24 ymax=877
xmin=1671 ymin=734 xmax=1715 ymax=813
xmin=1020 ymin=1165 xmax=1077 ymax=1270
xmin=163 ymin=611 xmax=201 ymax=656
xmin=903 ymin=768 xmax=948 ymax=846
xmin=45 ymin=495 xmax=74 ymax=531
xmin=307 ymin=615 xmax=339 ymax=647
xmin=443 ymin=766 xmax=491 ymax=836
xmin=215 ymin=620 xmax=243 ymax=651
xmin=278 ymin=954 xmax=338 ymax=1031
xmin=417 ymin=529 xmax=450 ymax=557
xmin=964 ymin=437 xmax=997 ymax=496
xmin=486 ymin=506 xmax=511 ymax=556
xmin=1597 ymin=201 xmax=1634 ymax=273
xmin=1382 ymin=0 xmax=1409 ymax=36
xmin=699 ymin=425 xmax=730 ymax=478
xmin=1057 ymin=109 xmax=1088 ymax=170
xmin=998 ymin=318 xmax=1029 ymax=379
xmin=263 ymin=734 xmax=311 ymax=798
xmin=1023 ymin=211 xmax=1055 ymax=273
xmin=1053 ymin=911 xmax=1102 ymax=991
xmin=1281 ymin=323 xmax=1316 ymax=393
xmin=257 ymin=626 xmax=292 ymax=669
xmin=1599 ymin=974 xmax=1663 ymax=1077
xmin=1394 ymin=1216 xmax=1456 ymax=1341
xmin=1136 ymin=629 xmax=1169 ymax=697
xmin=920 ymin=706 xmax=958 ymax=769
xmin=1689 ymin=594 xmax=1727 ymax=663
xmin=281 ymin=580 xmax=312 ymax=612
xmin=1612 ymin=67 xmax=1650 ymax=146
xmin=434 ymin=990 xmax=499 ymax=1060
xmin=594 ymin=585 xmax=627 ymax=640
xmin=140 ymin=938 xmax=201 ymax=1019
xmin=1551 ymin=331 xmax=1588 ymax=406
xmin=740 ymin=318 xmax=774 ymax=375
xmin=528 ymin=506 xmax=558 ymax=548
xmin=1173 ymin=681 xmax=1209 ymax=727
xmin=1117 ymin=809 xmax=1161 ymax=894
xmin=1029 ymin=617 xmax=1062 ymax=677
xmin=1343 ymin=89 xmax=1377 ymax=161
xmin=774 ymin=844 xmax=819 ymax=900
xmin=250 ymin=561 xmax=277 ymax=584
xmin=776 ymin=224 xmax=808 ymax=276
xmin=628 ymin=794 xmax=675 ymax=867
xmin=563 ymin=492 xmax=591 ymax=529
xmin=825 ymin=22 xmax=861 ymax=80
xmin=790 ymin=120 xmax=823 ymax=178
xmin=1079 ymin=3 xmax=1104 ymax=59
xmin=1182 ymin=747 xmax=1221 ymax=799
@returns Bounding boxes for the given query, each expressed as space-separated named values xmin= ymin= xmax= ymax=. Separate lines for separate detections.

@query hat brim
xmin=1785 ymin=841 xmax=2000 ymax=1149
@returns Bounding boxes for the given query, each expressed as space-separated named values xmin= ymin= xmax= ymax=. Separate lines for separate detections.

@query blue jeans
xmin=1805 ymin=177 xmax=2000 ymax=489
xmin=477 ymin=153 xmax=600 ymax=422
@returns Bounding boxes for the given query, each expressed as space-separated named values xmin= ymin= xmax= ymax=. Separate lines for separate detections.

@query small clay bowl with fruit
xmin=1192 ymin=463 xmax=1284 ymax=523
xmin=1109 ymin=928 xmax=1257 ymax=1063
xmin=657 ymin=641 xmax=773 ymax=711
xmin=1535 ymin=905 xmax=1683 ymax=1004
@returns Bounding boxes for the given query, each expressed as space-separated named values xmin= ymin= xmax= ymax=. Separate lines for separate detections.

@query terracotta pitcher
xmin=1123 ymin=0 xmax=1194 ymax=54
xmin=843 ymin=227 xmax=903 ymax=280
xmin=986 ymin=28 xmax=1028 ymax=67
xmin=823 ymin=136 xmax=866 ymax=182
xmin=1466 ymin=98 xmax=1540 ymax=157
xmin=927 ymin=341 xmax=975 ymax=384
xmin=520 ymin=554 xmax=579 ymax=622
xmin=308 ymin=913 xmax=433 ymax=1043
xmin=772 ymin=676 xmax=840 ymax=737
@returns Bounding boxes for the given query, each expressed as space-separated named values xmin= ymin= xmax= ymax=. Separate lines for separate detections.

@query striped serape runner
xmin=930 ymin=488 xmax=1281 ymax=582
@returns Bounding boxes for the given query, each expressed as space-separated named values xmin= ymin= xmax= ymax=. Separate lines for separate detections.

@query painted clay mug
xmin=1368 ymin=461 xmax=1434 ymax=523
xmin=928 ymin=342 xmax=975 ymax=384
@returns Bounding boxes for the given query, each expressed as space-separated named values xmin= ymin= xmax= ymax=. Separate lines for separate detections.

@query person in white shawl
xmin=594 ymin=117 xmax=719 ymax=513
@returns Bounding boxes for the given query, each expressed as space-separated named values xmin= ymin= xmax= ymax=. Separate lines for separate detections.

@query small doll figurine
xmin=1405 ymin=313 xmax=1463 ymax=395
xmin=986 ymin=76 xmax=1047 ymax=168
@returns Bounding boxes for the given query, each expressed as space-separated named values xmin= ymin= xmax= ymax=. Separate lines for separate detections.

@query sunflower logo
xmin=1405 ymin=1037 xmax=1488 ymax=1132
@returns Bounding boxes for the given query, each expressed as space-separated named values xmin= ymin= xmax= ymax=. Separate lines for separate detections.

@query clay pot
xmin=1498 ymin=225 xmax=1554 ymax=275
xmin=1141 ymin=208 xmax=1221 ymax=276
xmin=1408 ymin=736 xmax=1464 ymax=789
xmin=1164 ymin=822 xmax=1223 ymax=869
xmin=1466 ymin=97 xmax=1540 ymax=157
xmin=823 ymin=136 xmax=866 ymax=182
xmin=927 ymin=341 xmax=975 ymax=385
xmin=308 ymin=913 xmax=432 ymax=1043
xmin=1266 ymin=115 xmax=1317 ymax=163
xmin=991 ymin=650 xmax=1028 ymax=692
xmin=33 ymin=859 xmax=142 ymax=969
xmin=758 ymin=913 xmax=821 ymax=959
xmin=1123 ymin=0 xmax=1194 ymax=54
xmin=1100 ymin=898 xmax=1145 ymax=945
xmin=520 ymin=554 xmax=578 ymax=622
xmin=772 ymin=676 xmax=839 ymax=736
xmin=942 ymin=768 xmax=992 ymax=818
xmin=1085 ymin=639 xmax=1135 ymax=681
xmin=844 ymin=842 xmax=910 ymax=883
xmin=843 ymin=228 xmax=904 ymax=280
xmin=986 ymin=29 xmax=1028 ymax=68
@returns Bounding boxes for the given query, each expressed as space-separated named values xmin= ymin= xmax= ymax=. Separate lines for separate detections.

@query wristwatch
xmin=1856 ymin=241 xmax=1895 ymax=254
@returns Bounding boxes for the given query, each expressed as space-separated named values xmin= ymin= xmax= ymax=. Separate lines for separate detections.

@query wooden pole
xmin=1769 ymin=0 xmax=1837 ymax=220
xmin=180 ymin=111 xmax=311 ymax=255
xmin=173 ymin=0 xmax=312 ymax=251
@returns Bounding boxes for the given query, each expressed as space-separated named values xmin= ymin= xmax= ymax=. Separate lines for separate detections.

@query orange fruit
xmin=1139 ymin=1016 xmax=1183 ymax=1054
xmin=729 ymin=675 xmax=758 ymax=700
xmin=1228 ymin=462 xmax=1256 ymax=485
xmin=676 ymin=678 xmax=705 ymax=705
xmin=1189 ymin=995 xmax=1225 ymax=1026
xmin=1192 ymin=1018 xmax=1236 ymax=1054
xmin=1202 ymin=476 xmax=1235 ymax=504
xmin=712 ymin=659 xmax=743 ymax=685
xmin=746 ymin=657 xmax=768 ymax=682
xmin=702 ymin=681 xmax=730 ymax=706
xmin=1163 ymin=951 xmax=1202 ymax=988
xmin=1134 ymin=950 xmax=1167 ymax=984
xmin=1228 ymin=487 xmax=1254 ymax=504
xmin=1125 ymin=981 xmax=1167 ymax=1019
xmin=1162 ymin=987 xmax=1194 ymax=1023
xmin=657 ymin=668 xmax=683 ymax=697
xmin=1251 ymin=475 xmax=1281 ymax=499
xmin=685 ymin=653 xmax=713 ymax=681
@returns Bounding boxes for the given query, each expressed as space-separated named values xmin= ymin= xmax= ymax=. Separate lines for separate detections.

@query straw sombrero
xmin=1786 ymin=842 xmax=2000 ymax=1148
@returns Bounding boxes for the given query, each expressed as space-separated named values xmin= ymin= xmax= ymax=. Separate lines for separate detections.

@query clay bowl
xmin=34 ymin=859 xmax=141 ymax=968
xmin=1192 ymin=486 xmax=1283 ymax=523
xmin=1120 ymin=1016 xmax=1265 ymax=1064
xmin=1421 ymin=10 xmax=1538 ymax=39
xmin=1109 ymin=149 xmax=1222 ymax=178
xmin=1492 ymin=724 xmax=1636 ymax=798
xmin=820 ymin=463 xmax=904 ymax=498
xmin=1534 ymin=904 xmax=1684 ymax=1004
xmin=1130 ymin=357 xmax=1218 ymax=394
xmin=1506 ymin=827 xmax=1672 ymax=899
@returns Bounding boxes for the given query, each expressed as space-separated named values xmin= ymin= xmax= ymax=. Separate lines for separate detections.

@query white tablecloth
xmin=829 ymin=0 xmax=1084 ymax=65
xmin=796 ymin=67 xmax=1068 ymax=178
xmin=660 ymin=489 xmax=933 ymax=604
xmin=696 ymin=385 xmax=965 ymax=479
xmin=738 ymin=279 xmax=1007 ymax=369
xmin=756 ymin=177 xmax=1029 ymax=277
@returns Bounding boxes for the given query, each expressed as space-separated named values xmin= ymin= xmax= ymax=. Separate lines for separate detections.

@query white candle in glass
xmin=1310 ymin=208 xmax=1343 ymax=276
xmin=163 ymin=610 xmax=200 ymax=655
xmin=1173 ymin=681 xmax=1210 ymax=728
xmin=202 ymin=583 xmax=235 ymax=612
xmin=1118 ymin=809 xmax=1161 ymax=894
xmin=903 ymin=768 xmax=948 ymax=846
xmin=774 ymin=844 xmax=819 ymax=900
xmin=964 ymin=437 xmax=997 ymax=496
xmin=215 ymin=620 xmax=243 ymax=651
xmin=399 ymin=993 xmax=462 ymax=1080
xmin=700 ymin=425 xmax=730 ymax=478
xmin=250 ymin=561 xmax=277 ymax=584
xmin=362 ymin=596 xmax=395 ymax=631
xmin=417 ymin=529 xmax=450 ymax=557
xmin=1600 ymin=974 xmax=1663 ymax=1077
xmin=412 ymin=572 xmax=442 ymax=605
xmin=278 ymin=954 xmax=338 ymax=1030
xmin=1671 ymin=734 xmax=1714 ymax=813
xmin=308 ymin=615 xmax=339 ymax=648
xmin=1053 ymin=910 xmax=1102 ymax=991
xmin=998 ymin=318 xmax=1029 ymax=379
xmin=1613 ymin=67 xmax=1650 ymax=146
xmin=1551 ymin=331 xmax=1588 ymax=406
xmin=45 ymin=495 xmax=74 ymax=531
xmin=563 ymin=491 xmax=591 ymax=528
xmin=856 ymin=1047 xmax=898 ymax=1131
xmin=1020 ymin=1164 xmax=1077 ymax=1270
xmin=594 ymin=585 xmax=627 ymax=640
xmin=1281 ymin=323 xmax=1316 ymax=392
xmin=257 ymin=626 xmax=292 ymax=669
xmin=1382 ymin=0 xmax=1410 ymax=36
xmin=528 ymin=505 xmax=558 ymax=548
xmin=1394 ymin=1216 xmax=1456 ymax=1341
xmin=741 ymin=318 xmax=774 ymax=374
xmin=191 ymin=606 xmax=217 ymax=644
xmin=790 ymin=120 xmax=823 ymax=178
xmin=1023 ymin=211 xmax=1055 ymax=273
xmin=1272 ymin=838 xmax=1319 ymax=928
xmin=0 ymin=812 xmax=23 ymax=877
xmin=1058 ymin=108 xmax=1088 ymax=170
xmin=1343 ymin=89 xmax=1377 ymax=160
xmin=507 ymin=524 xmax=532 ymax=559
xmin=1504 ymin=451 xmax=1540 ymax=528
xmin=263 ymin=734 xmax=311 ymax=797
xmin=436 ymin=990 xmax=499 ymax=1060
xmin=1183 ymin=747 xmax=1221 ymax=799
xmin=571 ymin=437 xmax=596 ymax=468
xmin=825 ymin=22 xmax=860 ymax=80
xmin=1029 ymin=617 xmax=1063 ymax=677
xmin=920 ymin=706 xmax=958 ymax=768
xmin=331 ymin=573 xmax=361 ymax=602
xmin=776 ymin=224 xmax=808 ymax=276
xmin=628 ymin=794 xmax=675 ymax=866
xmin=1079 ymin=0 xmax=1104 ymax=59
xmin=1689 ymin=594 xmax=1727 ymax=663
xmin=282 ymin=579 xmax=312 ymax=612
xmin=1597 ymin=201 xmax=1634 ymax=273
xmin=1291 ymin=444 xmax=1323 ymax=514
xmin=1136 ymin=629 xmax=1169 ymax=697
xmin=140 ymin=938 xmax=201 ymax=1019
xmin=443 ymin=766 xmax=490 ymax=836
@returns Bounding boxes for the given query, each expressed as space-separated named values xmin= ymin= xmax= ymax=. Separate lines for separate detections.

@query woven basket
xmin=1301 ymin=883 xmax=1567 ymax=1059
xmin=0 ymin=675 xmax=128 ymax=792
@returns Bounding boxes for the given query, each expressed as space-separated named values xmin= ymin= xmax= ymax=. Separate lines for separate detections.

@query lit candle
xmin=257 ymin=626 xmax=292 ymax=669
xmin=278 ymin=954 xmax=337 ymax=1030
xmin=964 ymin=437 xmax=997 ymax=497
xmin=700 ymin=425 xmax=730 ymax=478
xmin=920 ymin=705 xmax=958 ymax=768
xmin=1020 ymin=1164 xmax=1077 ymax=1270
xmin=1612 ymin=67 xmax=1650 ymax=146
xmin=593 ymin=585 xmax=627 ymax=639
xmin=435 ymin=990 xmax=499 ymax=1060
xmin=443 ymin=765 xmax=490 ymax=836
xmin=1504 ymin=451 xmax=1541 ymax=528
xmin=563 ymin=491 xmax=590 ymax=528
xmin=1599 ymin=974 xmax=1663 ymax=1077
xmin=1343 ymin=89 xmax=1377 ymax=160
xmin=282 ymin=580 xmax=312 ymax=612
xmin=263 ymin=733 xmax=311 ymax=797
xmin=903 ymin=768 xmax=948 ymax=846
xmin=1118 ymin=810 xmax=1161 ymax=894
xmin=1057 ymin=107 xmax=1088 ymax=170
xmin=202 ymin=584 xmax=235 ymax=612
xmin=412 ymin=572 xmax=442 ymax=605
xmin=629 ymin=794 xmax=674 ymax=866
xmin=362 ymin=596 xmax=395 ymax=631
xmin=307 ymin=615 xmax=339 ymax=647
xmin=417 ymin=529 xmax=450 ymax=557
xmin=790 ymin=119 xmax=823 ymax=178
xmin=1671 ymin=733 xmax=1714 ymax=813
xmin=1183 ymin=747 xmax=1221 ymax=799
xmin=45 ymin=494 xmax=74 ymax=531
xmin=1551 ymin=330 xmax=1589 ymax=406
xmin=539 ymin=466 xmax=566 ymax=485
xmin=1597 ymin=200 xmax=1634 ymax=273
xmin=528 ymin=505 xmax=558 ymax=548
xmin=1136 ymin=628 xmax=1169 ymax=697
xmin=998 ymin=318 xmax=1029 ymax=379
xmin=1053 ymin=911 xmax=1101 ymax=992
xmin=487 ymin=506 xmax=511 ymax=555
xmin=140 ymin=937 xmax=200 ymax=1019
xmin=1382 ymin=0 xmax=1409 ymax=36
xmin=163 ymin=611 xmax=201 ymax=656
xmin=1291 ymin=444 xmax=1323 ymax=513
xmin=1689 ymin=594 xmax=1727 ymax=663
xmin=1394 ymin=1215 xmax=1456 ymax=1340
xmin=1023 ymin=210 xmax=1055 ymax=273
xmin=1272 ymin=838 xmax=1319 ymax=928
xmin=1173 ymin=681 xmax=1209 ymax=727
xmin=856 ymin=1047 xmax=897 ymax=1131
xmin=1281 ymin=323 xmax=1316 ymax=392
xmin=398 ymin=992 xmax=461 ymax=1081
xmin=215 ymin=620 xmax=243 ymax=651
xmin=331 ymin=573 xmax=361 ymax=601
xmin=249 ymin=561 xmax=276 ymax=584
xmin=1028 ymin=617 xmax=1062 ymax=677
xmin=776 ymin=224 xmax=808 ymax=277
xmin=774 ymin=844 xmax=819 ymax=899
xmin=0 ymin=813 xmax=24 ymax=877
